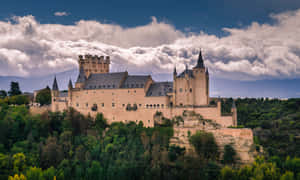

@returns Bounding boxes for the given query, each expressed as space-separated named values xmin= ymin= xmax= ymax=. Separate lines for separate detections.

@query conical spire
xmin=205 ymin=68 xmax=209 ymax=75
xmin=52 ymin=76 xmax=59 ymax=91
xmin=173 ymin=66 xmax=177 ymax=75
xmin=194 ymin=50 xmax=205 ymax=69
xmin=68 ymin=78 xmax=73 ymax=89
xmin=76 ymin=66 xmax=86 ymax=83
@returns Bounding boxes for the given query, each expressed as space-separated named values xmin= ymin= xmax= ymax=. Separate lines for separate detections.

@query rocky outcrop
xmin=169 ymin=111 xmax=255 ymax=164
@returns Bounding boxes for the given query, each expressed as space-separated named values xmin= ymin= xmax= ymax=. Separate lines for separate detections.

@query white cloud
xmin=0 ymin=9 xmax=300 ymax=80
xmin=54 ymin=12 xmax=69 ymax=17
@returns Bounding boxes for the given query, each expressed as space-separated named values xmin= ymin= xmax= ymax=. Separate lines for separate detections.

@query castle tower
xmin=68 ymin=78 xmax=73 ymax=107
xmin=52 ymin=76 xmax=59 ymax=97
xmin=173 ymin=50 xmax=209 ymax=107
xmin=78 ymin=55 xmax=110 ymax=78
xmin=231 ymin=100 xmax=238 ymax=126
xmin=172 ymin=66 xmax=177 ymax=107
xmin=191 ymin=50 xmax=209 ymax=105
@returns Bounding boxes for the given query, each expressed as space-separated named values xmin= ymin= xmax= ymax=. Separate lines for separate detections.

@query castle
xmin=51 ymin=51 xmax=237 ymax=128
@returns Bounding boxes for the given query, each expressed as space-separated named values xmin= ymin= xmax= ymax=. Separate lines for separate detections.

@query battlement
xmin=79 ymin=55 xmax=110 ymax=64
xmin=78 ymin=54 xmax=110 ymax=77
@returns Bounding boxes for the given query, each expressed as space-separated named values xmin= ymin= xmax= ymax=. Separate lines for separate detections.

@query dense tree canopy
xmin=0 ymin=96 xmax=299 ymax=179
xmin=8 ymin=82 xmax=22 ymax=97
xmin=36 ymin=86 xmax=51 ymax=106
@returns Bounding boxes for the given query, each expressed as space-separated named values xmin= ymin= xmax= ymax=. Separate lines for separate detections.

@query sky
xmin=0 ymin=0 xmax=300 ymax=81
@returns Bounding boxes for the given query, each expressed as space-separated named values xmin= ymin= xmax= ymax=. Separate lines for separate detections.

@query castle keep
xmin=51 ymin=51 xmax=237 ymax=128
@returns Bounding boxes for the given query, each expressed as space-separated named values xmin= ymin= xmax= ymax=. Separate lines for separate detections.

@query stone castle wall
xmin=170 ymin=111 xmax=255 ymax=164
xmin=51 ymin=87 xmax=236 ymax=128
xmin=29 ymin=105 xmax=51 ymax=115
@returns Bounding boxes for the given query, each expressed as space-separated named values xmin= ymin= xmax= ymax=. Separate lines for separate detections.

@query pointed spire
xmin=232 ymin=100 xmax=236 ymax=109
xmin=68 ymin=78 xmax=73 ymax=89
xmin=52 ymin=76 xmax=59 ymax=91
xmin=206 ymin=68 xmax=209 ymax=75
xmin=194 ymin=50 xmax=205 ymax=69
xmin=173 ymin=66 xmax=177 ymax=75
xmin=76 ymin=66 xmax=86 ymax=83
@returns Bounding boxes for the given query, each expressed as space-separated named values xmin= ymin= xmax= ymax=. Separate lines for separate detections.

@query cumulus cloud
xmin=54 ymin=12 xmax=69 ymax=17
xmin=0 ymin=10 xmax=300 ymax=80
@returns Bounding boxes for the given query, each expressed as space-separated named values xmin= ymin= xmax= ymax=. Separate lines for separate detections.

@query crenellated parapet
xmin=78 ymin=54 xmax=110 ymax=78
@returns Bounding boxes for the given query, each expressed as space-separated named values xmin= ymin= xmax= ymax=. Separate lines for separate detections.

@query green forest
xmin=0 ymin=82 xmax=299 ymax=180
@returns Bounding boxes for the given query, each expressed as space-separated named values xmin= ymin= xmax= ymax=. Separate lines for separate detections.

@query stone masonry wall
xmin=170 ymin=111 xmax=255 ymax=164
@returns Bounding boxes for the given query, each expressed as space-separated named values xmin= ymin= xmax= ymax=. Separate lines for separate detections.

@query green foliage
xmin=189 ymin=131 xmax=219 ymax=161
xmin=12 ymin=153 xmax=26 ymax=173
xmin=36 ymin=86 xmax=51 ymax=106
xmin=222 ymin=144 xmax=237 ymax=165
xmin=26 ymin=167 xmax=44 ymax=180
xmin=0 ymin=90 xmax=7 ymax=99
xmin=222 ymin=98 xmax=300 ymax=158
xmin=0 ymin=98 xmax=299 ymax=180
xmin=7 ymin=95 xmax=30 ymax=105
xmin=8 ymin=82 xmax=22 ymax=96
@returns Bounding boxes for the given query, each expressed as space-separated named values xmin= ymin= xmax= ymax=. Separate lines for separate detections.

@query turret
xmin=68 ymin=78 xmax=73 ymax=90
xmin=231 ymin=100 xmax=237 ymax=126
xmin=173 ymin=66 xmax=177 ymax=79
xmin=193 ymin=50 xmax=205 ymax=69
xmin=75 ymin=66 xmax=86 ymax=89
xmin=52 ymin=76 xmax=59 ymax=97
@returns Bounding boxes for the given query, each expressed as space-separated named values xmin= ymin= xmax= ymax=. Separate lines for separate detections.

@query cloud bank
xmin=0 ymin=10 xmax=300 ymax=80
xmin=54 ymin=12 xmax=69 ymax=17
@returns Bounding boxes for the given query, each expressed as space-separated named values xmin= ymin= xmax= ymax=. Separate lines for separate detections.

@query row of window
xmin=178 ymin=88 xmax=192 ymax=93
xmin=88 ymin=85 xmax=145 ymax=89
xmin=124 ymin=84 xmax=144 ymax=88
xmin=75 ymin=103 xmax=166 ymax=109
xmin=89 ymin=84 xmax=116 ymax=89
xmin=146 ymin=104 xmax=165 ymax=108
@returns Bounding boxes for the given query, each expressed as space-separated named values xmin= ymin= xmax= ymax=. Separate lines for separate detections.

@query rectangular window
xmin=112 ymin=103 xmax=115 ymax=107
xmin=102 ymin=103 xmax=104 ymax=107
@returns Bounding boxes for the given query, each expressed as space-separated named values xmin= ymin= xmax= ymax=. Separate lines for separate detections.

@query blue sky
xmin=0 ymin=0 xmax=299 ymax=81
xmin=2 ymin=0 xmax=300 ymax=34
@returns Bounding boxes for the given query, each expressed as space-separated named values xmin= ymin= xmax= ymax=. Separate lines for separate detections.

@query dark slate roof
xmin=177 ymin=69 xmax=194 ymax=78
xmin=68 ymin=79 xmax=73 ymax=89
xmin=121 ymin=75 xmax=150 ymax=88
xmin=76 ymin=66 xmax=86 ymax=83
xmin=194 ymin=51 xmax=205 ymax=69
xmin=52 ymin=76 xmax=59 ymax=90
xmin=146 ymin=82 xmax=173 ymax=96
xmin=84 ymin=72 xmax=127 ymax=89
xmin=59 ymin=91 xmax=68 ymax=97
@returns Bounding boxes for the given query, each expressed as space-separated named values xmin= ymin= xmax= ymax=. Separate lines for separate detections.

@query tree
xmin=36 ymin=87 xmax=51 ymax=106
xmin=8 ymin=174 xmax=27 ymax=180
xmin=26 ymin=167 xmax=44 ymax=180
xmin=222 ymin=144 xmax=237 ymax=165
xmin=8 ymin=82 xmax=22 ymax=96
xmin=41 ymin=137 xmax=63 ymax=168
xmin=12 ymin=153 xmax=26 ymax=173
xmin=95 ymin=113 xmax=108 ymax=135
xmin=8 ymin=95 xmax=29 ymax=105
xmin=280 ymin=171 xmax=294 ymax=180
xmin=0 ymin=90 xmax=7 ymax=99
xmin=189 ymin=131 xmax=219 ymax=161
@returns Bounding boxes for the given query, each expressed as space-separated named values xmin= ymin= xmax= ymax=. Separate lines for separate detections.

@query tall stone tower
xmin=173 ymin=51 xmax=209 ymax=107
xmin=78 ymin=55 xmax=110 ymax=78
